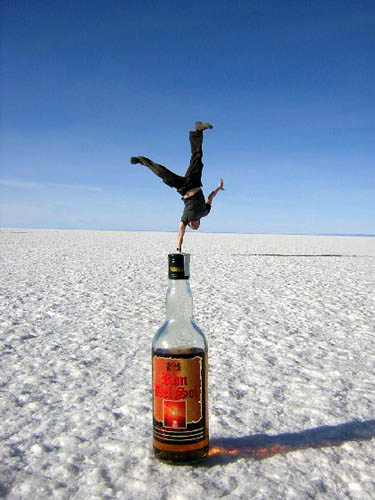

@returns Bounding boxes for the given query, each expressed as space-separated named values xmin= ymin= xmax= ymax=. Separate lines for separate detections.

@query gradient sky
xmin=1 ymin=0 xmax=374 ymax=234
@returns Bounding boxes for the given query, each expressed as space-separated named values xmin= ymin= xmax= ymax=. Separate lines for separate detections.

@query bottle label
xmin=153 ymin=350 xmax=207 ymax=446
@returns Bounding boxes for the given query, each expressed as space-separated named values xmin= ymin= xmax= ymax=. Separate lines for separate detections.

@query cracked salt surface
xmin=0 ymin=230 xmax=374 ymax=499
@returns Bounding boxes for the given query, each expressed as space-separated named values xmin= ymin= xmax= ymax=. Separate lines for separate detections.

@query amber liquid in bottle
xmin=152 ymin=254 xmax=209 ymax=465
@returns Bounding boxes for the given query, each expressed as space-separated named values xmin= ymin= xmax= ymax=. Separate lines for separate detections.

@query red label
xmin=152 ymin=350 xmax=207 ymax=446
xmin=153 ymin=355 xmax=203 ymax=426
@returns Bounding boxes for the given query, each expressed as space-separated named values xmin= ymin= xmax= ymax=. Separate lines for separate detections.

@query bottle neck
xmin=166 ymin=279 xmax=193 ymax=321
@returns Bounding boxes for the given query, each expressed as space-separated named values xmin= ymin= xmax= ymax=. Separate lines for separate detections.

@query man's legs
xmin=131 ymin=122 xmax=212 ymax=194
xmin=131 ymin=156 xmax=184 ymax=190
xmin=177 ymin=130 xmax=205 ymax=194
xmin=185 ymin=131 xmax=204 ymax=176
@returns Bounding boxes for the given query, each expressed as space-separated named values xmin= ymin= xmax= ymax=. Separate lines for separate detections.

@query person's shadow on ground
xmin=204 ymin=419 xmax=375 ymax=466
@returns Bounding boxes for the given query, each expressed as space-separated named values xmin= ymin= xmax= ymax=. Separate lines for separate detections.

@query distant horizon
xmin=1 ymin=226 xmax=374 ymax=238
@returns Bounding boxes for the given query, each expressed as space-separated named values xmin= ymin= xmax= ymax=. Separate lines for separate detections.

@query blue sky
xmin=1 ymin=0 xmax=374 ymax=234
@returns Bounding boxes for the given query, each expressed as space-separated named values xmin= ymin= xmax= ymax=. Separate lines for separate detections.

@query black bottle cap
xmin=168 ymin=253 xmax=190 ymax=280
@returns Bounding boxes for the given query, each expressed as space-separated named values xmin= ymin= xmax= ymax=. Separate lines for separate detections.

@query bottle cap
xmin=168 ymin=253 xmax=190 ymax=280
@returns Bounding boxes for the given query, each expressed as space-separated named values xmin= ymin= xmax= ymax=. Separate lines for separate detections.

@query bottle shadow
xmin=204 ymin=419 xmax=375 ymax=467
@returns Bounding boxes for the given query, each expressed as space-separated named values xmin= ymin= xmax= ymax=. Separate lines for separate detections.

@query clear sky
xmin=1 ymin=0 xmax=374 ymax=234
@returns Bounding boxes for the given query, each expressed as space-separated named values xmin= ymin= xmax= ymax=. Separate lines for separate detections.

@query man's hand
xmin=207 ymin=178 xmax=225 ymax=205
xmin=176 ymin=221 xmax=186 ymax=252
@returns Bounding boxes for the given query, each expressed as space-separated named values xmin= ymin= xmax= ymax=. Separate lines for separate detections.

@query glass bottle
xmin=152 ymin=253 xmax=209 ymax=465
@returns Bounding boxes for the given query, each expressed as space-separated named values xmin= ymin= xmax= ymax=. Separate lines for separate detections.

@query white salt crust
xmin=0 ymin=230 xmax=374 ymax=499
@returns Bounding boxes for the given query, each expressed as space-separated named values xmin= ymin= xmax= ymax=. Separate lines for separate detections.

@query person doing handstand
xmin=130 ymin=121 xmax=224 ymax=252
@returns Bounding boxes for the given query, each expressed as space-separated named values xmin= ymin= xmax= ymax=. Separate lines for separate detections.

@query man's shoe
xmin=195 ymin=121 xmax=213 ymax=131
xmin=130 ymin=156 xmax=141 ymax=164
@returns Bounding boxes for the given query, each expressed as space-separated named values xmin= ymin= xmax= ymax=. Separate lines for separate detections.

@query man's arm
xmin=206 ymin=178 xmax=224 ymax=205
xmin=176 ymin=221 xmax=186 ymax=252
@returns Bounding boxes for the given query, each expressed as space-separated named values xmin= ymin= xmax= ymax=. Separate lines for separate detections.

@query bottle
xmin=152 ymin=253 xmax=209 ymax=465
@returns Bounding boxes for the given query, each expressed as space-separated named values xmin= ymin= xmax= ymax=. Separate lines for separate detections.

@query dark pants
xmin=137 ymin=131 xmax=204 ymax=195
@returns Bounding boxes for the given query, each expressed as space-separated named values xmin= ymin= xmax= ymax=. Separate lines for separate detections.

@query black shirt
xmin=181 ymin=189 xmax=211 ymax=225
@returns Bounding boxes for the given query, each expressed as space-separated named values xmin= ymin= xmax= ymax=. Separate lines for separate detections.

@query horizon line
xmin=1 ymin=227 xmax=374 ymax=238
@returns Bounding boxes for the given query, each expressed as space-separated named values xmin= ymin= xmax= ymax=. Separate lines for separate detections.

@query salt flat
xmin=1 ymin=230 xmax=374 ymax=499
